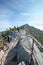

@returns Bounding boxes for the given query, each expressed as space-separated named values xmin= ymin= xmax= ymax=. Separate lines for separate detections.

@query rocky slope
xmin=19 ymin=24 xmax=43 ymax=45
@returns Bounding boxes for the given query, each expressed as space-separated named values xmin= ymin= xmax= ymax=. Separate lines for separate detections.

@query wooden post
xmin=29 ymin=39 xmax=34 ymax=65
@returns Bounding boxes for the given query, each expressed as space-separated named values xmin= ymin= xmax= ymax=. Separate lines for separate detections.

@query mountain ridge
xmin=19 ymin=24 xmax=43 ymax=45
xmin=0 ymin=24 xmax=43 ymax=46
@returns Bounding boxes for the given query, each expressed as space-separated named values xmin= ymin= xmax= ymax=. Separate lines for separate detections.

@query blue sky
xmin=0 ymin=0 xmax=43 ymax=31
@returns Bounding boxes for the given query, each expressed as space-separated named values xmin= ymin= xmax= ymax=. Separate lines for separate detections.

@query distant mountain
xmin=19 ymin=24 xmax=43 ymax=45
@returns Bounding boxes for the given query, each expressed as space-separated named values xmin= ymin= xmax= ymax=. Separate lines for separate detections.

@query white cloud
xmin=29 ymin=19 xmax=43 ymax=30
xmin=20 ymin=13 xmax=31 ymax=16
xmin=0 ymin=20 xmax=12 ymax=31
xmin=27 ymin=11 xmax=43 ymax=30
xmin=36 ymin=26 xmax=43 ymax=30
xmin=0 ymin=9 xmax=15 ymax=20
xmin=0 ymin=9 xmax=15 ymax=31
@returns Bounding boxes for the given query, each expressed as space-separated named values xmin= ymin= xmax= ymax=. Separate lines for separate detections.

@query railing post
xmin=29 ymin=39 xmax=34 ymax=65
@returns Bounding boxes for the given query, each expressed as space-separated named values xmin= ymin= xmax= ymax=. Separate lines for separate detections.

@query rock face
xmin=19 ymin=30 xmax=26 ymax=36
xmin=1 ymin=29 xmax=43 ymax=65
xmin=0 ymin=50 xmax=4 ymax=65
xmin=1 ymin=37 xmax=20 ymax=65
xmin=18 ymin=61 xmax=26 ymax=65
xmin=1 ymin=30 xmax=31 ymax=65
xmin=1 ymin=29 xmax=34 ymax=65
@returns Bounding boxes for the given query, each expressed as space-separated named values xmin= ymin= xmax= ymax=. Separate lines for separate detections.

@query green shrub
xmin=0 ymin=39 xmax=4 ymax=45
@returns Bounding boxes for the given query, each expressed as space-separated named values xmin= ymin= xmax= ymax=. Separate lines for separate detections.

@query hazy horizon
xmin=0 ymin=0 xmax=43 ymax=31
